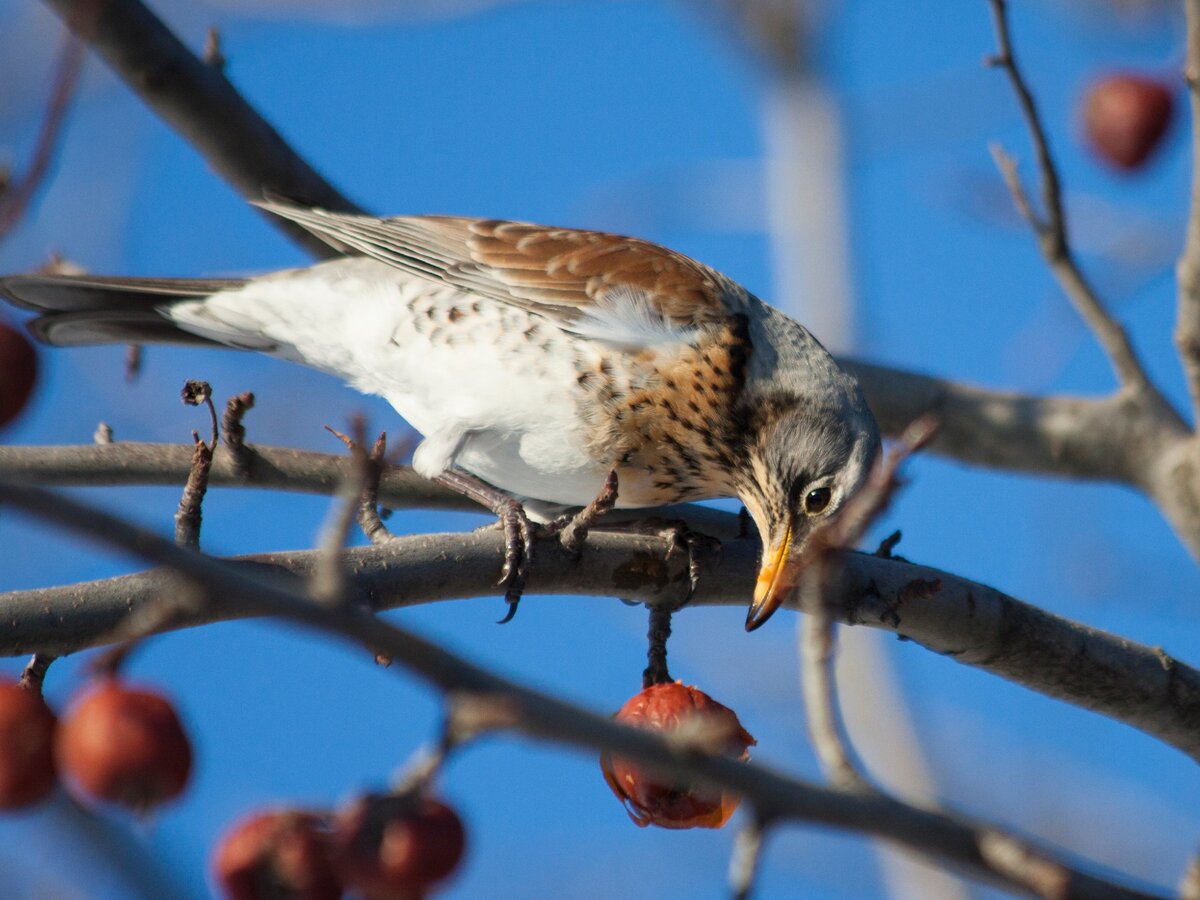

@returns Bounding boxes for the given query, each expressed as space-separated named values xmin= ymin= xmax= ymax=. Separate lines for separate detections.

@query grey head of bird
xmin=730 ymin=302 xmax=881 ymax=631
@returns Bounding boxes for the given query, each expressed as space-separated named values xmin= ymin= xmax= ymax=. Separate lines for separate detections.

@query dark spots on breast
xmin=447 ymin=308 xmax=463 ymax=323
xmin=598 ymin=359 xmax=613 ymax=377
xmin=577 ymin=372 xmax=592 ymax=387
xmin=687 ymin=400 xmax=701 ymax=414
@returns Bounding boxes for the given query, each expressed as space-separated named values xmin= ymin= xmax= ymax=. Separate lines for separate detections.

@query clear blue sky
xmin=0 ymin=1 xmax=1196 ymax=897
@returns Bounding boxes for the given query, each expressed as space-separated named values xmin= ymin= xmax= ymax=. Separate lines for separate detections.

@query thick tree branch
xmin=0 ymin=478 xmax=1167 ymax=898
xmin=2 ymin=498 xmax=1199 ymax=767
xmin=1179 ymin=0 xmax=1200 ymax=425
xmin=42 ymin=0 xmax=361 ymax=256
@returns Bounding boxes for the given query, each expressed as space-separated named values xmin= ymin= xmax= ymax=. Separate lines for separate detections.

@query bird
xmin=0 ymin=200 xmax=880 ymax=630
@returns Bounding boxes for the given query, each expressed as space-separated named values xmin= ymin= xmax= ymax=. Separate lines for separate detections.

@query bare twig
xmin=202 ymin=26 xmax=225 ymax=70
xmin=220 ymin=391 xmax=256 ymax=478
xmin=18 ymin=653 xmax=55 ymax=694
xmin=311 ymin=419 xmax=371 ymax=605
xmin=0 ymin=477 xmax=1165 ymax=898
xmin=175 ymin=381 xmax=217 ymax=550
xmin=796 ymin=419 xmax=937 ymax=792
xmin=983 ymin=0 xmax=1156 ymax=396
xmin=1177 ymin=1 xmax=1200 ymax=426
xmin=181 ymin=380 xmax=218 ymax=449
xmin=728 ymin=816 xmax=767 ymax=900
xmin=172 ymin=435 xmax=212 ymax=550
xmin=642 ymin=602 xmax=674 ymax=688
xmin=0 ymin=33 xmax=86 ymax=239
xmin=357 ymin=432 xmax=392 ymax=546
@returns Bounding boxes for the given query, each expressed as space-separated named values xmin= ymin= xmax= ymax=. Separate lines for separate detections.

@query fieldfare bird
xmin=0 ymin=201 xmax=880 ymax=630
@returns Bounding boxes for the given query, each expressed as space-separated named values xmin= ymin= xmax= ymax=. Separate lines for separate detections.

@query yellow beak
xmin=746 ymin=522 xmax=797 ymax=631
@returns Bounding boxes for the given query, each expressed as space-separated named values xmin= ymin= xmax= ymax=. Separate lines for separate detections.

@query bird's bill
xmin=746 ymin=522 xmax=802 ymax=631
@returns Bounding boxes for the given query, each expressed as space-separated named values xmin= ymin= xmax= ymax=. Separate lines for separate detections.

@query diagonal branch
xmin=984 ymin=0 xmax=1159 ymax=398
xmin=40 ymin=0 xmax=362 ymax=256
xmin=0 ymin=477 xmax=1168 ymax=899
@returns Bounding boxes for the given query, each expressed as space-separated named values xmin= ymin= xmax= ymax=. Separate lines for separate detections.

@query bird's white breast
xmin=167 ymin=258 xmax=614 ymax=507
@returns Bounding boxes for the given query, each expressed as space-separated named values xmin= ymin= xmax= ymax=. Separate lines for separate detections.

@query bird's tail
xmin=0 ymin=273 xmax=248 ymax=347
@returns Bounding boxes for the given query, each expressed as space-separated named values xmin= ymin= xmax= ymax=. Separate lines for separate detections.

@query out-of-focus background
xmin=0 ymin=0 xmax=1195 ymax=897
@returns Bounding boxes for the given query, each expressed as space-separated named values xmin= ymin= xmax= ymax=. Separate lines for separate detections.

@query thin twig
xmin=18 ymin=653 xmax=55 ymax=694
xmin=357 ymin=432 xmax=392 ymax=546
xmin=312 ymin=419 xmax=371 ymax=606
xmin=175 ymin=382 xmax=217 ymax=550
xmin=983 ymin=0 xmax=1155 ymax=395
xmin=1177 ymin=1 xmax=1200 ymax=426
xmin=728 ymin=816 xmax=767 ymax=900
xmin=795 ymin=421 xmax=935 ymax=792
xmin=0 ymin=33 xmax=86 ymax=239
xmin=220 ymin=391 xmax=255 ymax=478
xmin=642 ymin=603 xmax=674 ymax=688
xmin=173 ymin=434 xmax=212 ymax=550
xmin=0 ymin=477 xmax=1165 ymax=899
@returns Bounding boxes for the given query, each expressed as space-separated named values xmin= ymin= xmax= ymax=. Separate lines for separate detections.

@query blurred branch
xmin=0 ymin=34 xmax=85 ymax=240
xmin=842 ymin=360 xmax=1200 ymax=558
xmin=1178 ymin=0 xmax=1200 ymax=425
xmin=0 ymin=477 xmax=1167 ymax=899
xmin=2 ymin=478 xmax=1200 ymax=768
xmin=984 ymin=0 xmax=1160 ymax=399
xmin=41 ymin=0 xmax=361 ymax=256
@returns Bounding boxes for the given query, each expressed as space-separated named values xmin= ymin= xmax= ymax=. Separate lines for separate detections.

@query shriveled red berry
xmin=0 ymin=322 xmax=37 ymax=429
xmin=212 ymin=810 xmax=341 ymax=900
xmin=1083 ymin=74 xmax=1174 ymax=171
xmin=0 ymin=680 xmax=57 ymax=810
xmin=600 ymin=681 xmax=756 ymax=829
xmin=55 ymin=680 xmax=192 ymax=811
xmin=333 ymin=794 xmax=465 ymax=897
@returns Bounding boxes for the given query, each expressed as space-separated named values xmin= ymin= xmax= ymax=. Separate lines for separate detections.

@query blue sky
xmin=0 ymin=1 xmax=1196 ymax=897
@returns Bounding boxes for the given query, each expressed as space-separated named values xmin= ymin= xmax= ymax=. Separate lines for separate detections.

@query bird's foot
xmin=494 ymin=497 xmax=536 ymax=624
xmin=434 ymin=467 xmax=542 ymax=623
xmin=544 ymin=470 xmax=619 ymax=559
xmin=659 ymin=521 xmax=723 ymax=602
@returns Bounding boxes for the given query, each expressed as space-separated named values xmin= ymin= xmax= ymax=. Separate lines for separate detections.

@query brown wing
xmin=256 ymin=201 xmax=734 ymax=328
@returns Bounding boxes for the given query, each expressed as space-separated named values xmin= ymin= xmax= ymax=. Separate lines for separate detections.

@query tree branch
xmin=41 ymin=0 xmax=361 ymax=256
xmin=2 ymin=493 xmax=1199 ymax=767
xmin=0 ymin=477 xmax=1167 ymax=899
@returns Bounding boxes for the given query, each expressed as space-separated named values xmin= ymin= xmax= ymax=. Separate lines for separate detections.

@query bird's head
xmin=733 ymin=390 xmax=880 ymax=631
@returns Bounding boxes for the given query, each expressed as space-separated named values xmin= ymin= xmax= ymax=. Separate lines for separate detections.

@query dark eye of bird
xmin=804 ymin=487 xmax=832 ymax=515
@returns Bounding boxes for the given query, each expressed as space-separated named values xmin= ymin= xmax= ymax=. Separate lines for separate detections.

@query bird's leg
xmin=544 ymin=470 xmax=619 ymax=559
xmin=433 ymin=468 xmax=536 ymax=623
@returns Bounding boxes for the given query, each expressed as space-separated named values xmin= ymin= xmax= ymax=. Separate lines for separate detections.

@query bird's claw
xmin=661 ymin=523 xmax=722 ymax=602
xmin=496 ymin=498 xmax=536 ymax=623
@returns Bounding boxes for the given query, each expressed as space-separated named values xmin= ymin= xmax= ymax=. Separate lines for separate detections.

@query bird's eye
xmin=804 ymin=487 xmax=832 ymax=515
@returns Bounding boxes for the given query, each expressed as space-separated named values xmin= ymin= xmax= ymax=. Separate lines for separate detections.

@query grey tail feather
xmin=0 ymin=273 xmax=248 ymax=347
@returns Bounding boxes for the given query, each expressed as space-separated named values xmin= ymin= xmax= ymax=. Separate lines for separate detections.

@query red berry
xmin=600 ymin=681 xmax=756 ymax=829
xmin=333 ymin=794 xmax=466 ymax=897
xmin=0 ymin=321 xmax=37 ymax=429
xmin=55 ymin=680 xmax=192 ymax=811
xmin=0 ymin=680 xmax=57 ymax=810
xmin=1083 ymin=74 xmax=1174 ymax=171
xmin=212 ymin=810 xmax=341 ymax=900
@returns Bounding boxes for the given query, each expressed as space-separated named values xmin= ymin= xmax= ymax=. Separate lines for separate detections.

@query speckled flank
xmin=576 ymin=314 xmax=752 ymax=506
